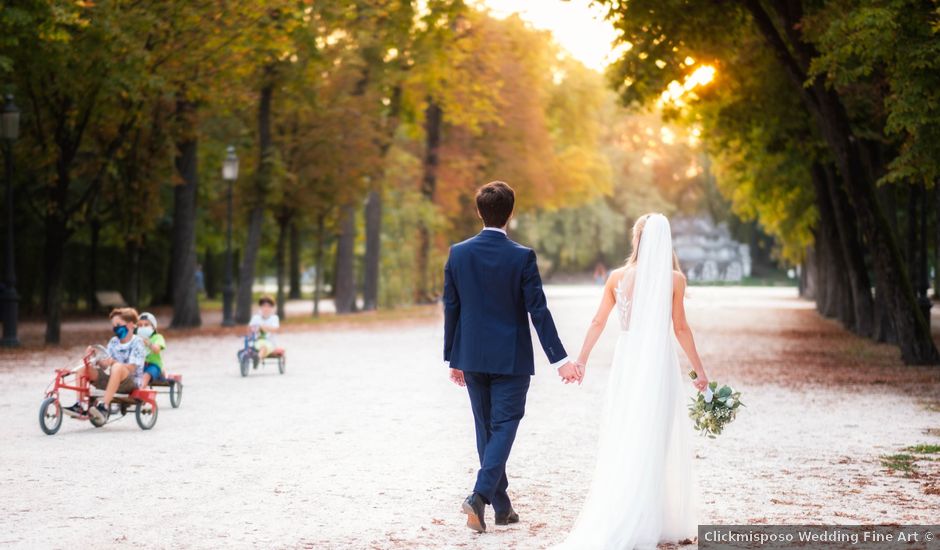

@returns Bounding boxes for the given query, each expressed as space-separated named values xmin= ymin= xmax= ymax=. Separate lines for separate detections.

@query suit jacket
xmin=443 ymin=229 xmax=567 ymax=375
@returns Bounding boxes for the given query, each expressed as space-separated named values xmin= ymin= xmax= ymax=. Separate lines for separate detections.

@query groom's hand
xmin=558 ymin=362 xmax=581 ymax=385
xmin=449 ymin=368 xmax=466 ymax=387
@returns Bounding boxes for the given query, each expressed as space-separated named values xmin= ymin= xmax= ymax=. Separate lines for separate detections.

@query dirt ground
xmin=1 ymin=286 xmax=938 ymax=549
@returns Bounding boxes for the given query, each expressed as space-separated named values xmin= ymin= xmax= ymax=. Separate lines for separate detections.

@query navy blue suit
xmin=443 ymin=229 xmax=567 ymax=512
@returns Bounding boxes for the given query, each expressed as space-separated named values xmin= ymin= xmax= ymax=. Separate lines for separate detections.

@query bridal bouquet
xmin=688 ymin=371 xmax=743 ymax=438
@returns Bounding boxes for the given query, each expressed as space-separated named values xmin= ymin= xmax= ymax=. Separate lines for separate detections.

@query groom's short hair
xmin=476 ymin=181 xmax=515 ymax=228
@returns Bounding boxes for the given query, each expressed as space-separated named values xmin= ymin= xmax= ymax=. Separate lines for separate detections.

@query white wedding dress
xmin=557 ymin=214 xmax=698 ymax=549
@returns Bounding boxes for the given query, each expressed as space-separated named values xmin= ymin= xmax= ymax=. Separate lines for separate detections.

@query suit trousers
xmin=463 ymin=371 xmax=531 ymax=514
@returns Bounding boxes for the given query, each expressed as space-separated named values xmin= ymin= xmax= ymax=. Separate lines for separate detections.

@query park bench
xmin=95 ymin=290 xmax=128 ymax=310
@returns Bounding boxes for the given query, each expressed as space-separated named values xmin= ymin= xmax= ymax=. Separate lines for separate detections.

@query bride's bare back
xmin=575 ymin=266 xmax=708 ymax=390
xmin=613 ymin=267 xmax=635 ymax=331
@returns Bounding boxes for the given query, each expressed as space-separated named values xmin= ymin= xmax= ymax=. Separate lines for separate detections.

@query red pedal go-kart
xmin=38 ymin=346 xmax=161 ymax=435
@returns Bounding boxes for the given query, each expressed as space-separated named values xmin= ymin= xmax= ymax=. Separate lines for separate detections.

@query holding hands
xmin=558 ymin=361 xmax=584 ymax=385
xmin=448 ymin=362 xmax=583 ymax=387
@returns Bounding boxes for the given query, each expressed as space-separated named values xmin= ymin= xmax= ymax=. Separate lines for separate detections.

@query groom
xmin=443 ymin=181 xmax=582 ymax=533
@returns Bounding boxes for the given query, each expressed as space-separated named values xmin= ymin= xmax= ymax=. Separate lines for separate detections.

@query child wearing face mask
xmin=64 ymin=308 xmax=149 ymax=421
xmin=137 ymin=312 xmax=166 ymax=387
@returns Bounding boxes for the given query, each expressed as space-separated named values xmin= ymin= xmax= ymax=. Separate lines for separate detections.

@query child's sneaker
xmin=63 ymin=402 xmax=85 ymax=418
xmin=88 ymin=402 xmax=110 ymax=422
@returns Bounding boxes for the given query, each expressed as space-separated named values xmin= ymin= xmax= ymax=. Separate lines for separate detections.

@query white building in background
xmin=672 ymin=216 xmax=751 ymax=282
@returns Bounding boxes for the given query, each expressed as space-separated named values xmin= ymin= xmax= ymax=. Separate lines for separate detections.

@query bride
xmin=558 ymin=213 xmax=710 ymax=549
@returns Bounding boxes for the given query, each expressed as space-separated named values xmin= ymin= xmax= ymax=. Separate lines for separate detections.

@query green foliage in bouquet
xmin=688 ymin=372 xmax=743 ymax=438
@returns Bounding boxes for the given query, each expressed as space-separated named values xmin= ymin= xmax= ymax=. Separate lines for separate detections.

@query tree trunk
xmin=813 ymin=232 xmax=830 ymax=315
xmin=821 ymin=231 xmax=849 ymax=323
xmin=363 ymin=190 xmax=382 ymax=311
xmin=236 ymin=207 xmax=264 ymax=323
xmin=880 ymin=185 xmax=898 ymax=235
xmin=744 ymin=0 xmax=938 ymax=364
xmin=288 ymin=221 xmax=302 ymax=300
xmin=825 ymin=125 xmax=921 ymax=354
xmin=313 ymin=214 xmax=325 ymax=318
xmin=163 ymin=252 xmax=174 ymax=306
xmin=125 ymin=240 xmax=140 ymax=308
xmin=800 ymin=245 xmax=816 ymax=300
xmin=907 ymin=184 xmax=930 ymax=332
xmin=203 ymin=248 xmax=216 ymax=300
xmin=811 ymin=164 xmax=848 ymax=322
xmin=88 ymin=217 xmax=100 ymax=313
xmin=798 ymin=261 xmax=806 ymax=297
xmin=415 ymin=98 xmax=442 ymax=304
xmin=275 ymin=213 xmax=289 ymax=320
xmin=914 ymin=183 xmax=932 ymax=325
xmin=235 ymin=80 xmax=275 ymax=324
xmin=934 ymin=182 xmax=940 ymax=299
xmin=873 ymin=277 xmax=897 ymax=343
xmin=821 ymin=163 xmax=874 ymax=337
xmin=334 ymin=204 xmax=358 ymax=314
xmin=361 ymin=83 xmax=402 ymax=311
xmin=908 ymin=185 xmax=918 ymax=290
xmin=40 ymin=121 xmax=77 ymax=335
xmin=43 ymin=217 xmax=68 ymax=344
xmin=169 ymin=99 xmax=202 ymax=328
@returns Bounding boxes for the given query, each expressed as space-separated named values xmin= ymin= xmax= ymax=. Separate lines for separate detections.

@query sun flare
xmin=657 ymin=65 xmax=716 ymax=108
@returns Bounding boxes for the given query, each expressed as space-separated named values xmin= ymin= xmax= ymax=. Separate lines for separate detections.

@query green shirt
xmin=146 ymin=333 xmax=166 ymax=371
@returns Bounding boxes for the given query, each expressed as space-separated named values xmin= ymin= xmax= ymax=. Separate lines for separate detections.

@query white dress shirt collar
xmin=482 ymin=226 xmax=507 ymax=235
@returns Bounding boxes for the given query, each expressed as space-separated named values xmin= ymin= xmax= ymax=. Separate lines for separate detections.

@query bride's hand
xmin=574 ymin=360 xmax=586 ymax=385
xmin=693 ymin=376 xmax=709 ymax=392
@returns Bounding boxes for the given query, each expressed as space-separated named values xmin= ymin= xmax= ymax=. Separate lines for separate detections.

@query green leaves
xmin=806 ymin=0 xmax=940 ymax=186
xmin=688 ymin=380 xmax=743 ymax=437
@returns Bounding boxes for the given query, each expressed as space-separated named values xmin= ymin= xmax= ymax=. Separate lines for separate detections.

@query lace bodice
xmin=614 ymin=271 xmax=634 ymax=331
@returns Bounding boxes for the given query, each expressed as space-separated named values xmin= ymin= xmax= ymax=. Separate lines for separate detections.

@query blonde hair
xmin=626 ymin=213 xmax=682 ymax=271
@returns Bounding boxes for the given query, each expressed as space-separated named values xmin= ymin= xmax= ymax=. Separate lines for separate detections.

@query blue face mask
xmin=113 ymin=325 xmax=129 ymax=339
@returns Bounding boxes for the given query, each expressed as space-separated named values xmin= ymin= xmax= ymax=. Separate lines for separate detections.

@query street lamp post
xmin=221 ymin=146 xmax=239 ymax=327
xmin=1 ymin=94 xmax=20 ymax=347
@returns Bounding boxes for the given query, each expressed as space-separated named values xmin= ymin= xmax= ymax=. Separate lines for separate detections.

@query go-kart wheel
xmin=278 ymin=355 xmax=286 ymax=374
xmin=39 ymin=397 xmax=62 ymax=435
xmin=135 ymin=400 xmax=158 ymax=430
xmin=239 ymin=354 xmax=251 ymax=377
xmin=169 ymin=381 xmax=182 ymax=408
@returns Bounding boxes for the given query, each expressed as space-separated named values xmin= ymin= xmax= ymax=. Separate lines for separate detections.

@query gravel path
xmin=1 ymin=286 xmax=938 ymax=549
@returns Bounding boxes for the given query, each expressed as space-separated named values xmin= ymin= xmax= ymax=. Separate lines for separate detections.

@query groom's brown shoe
xmin=462 ymin=493 xmax=487 ymax=533
xmin=495 ymin=507 xmax=519 ymax=526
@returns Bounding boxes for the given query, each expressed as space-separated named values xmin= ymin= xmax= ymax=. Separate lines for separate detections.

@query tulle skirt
xmin=556 ymin=331 xmax=698 ymax=549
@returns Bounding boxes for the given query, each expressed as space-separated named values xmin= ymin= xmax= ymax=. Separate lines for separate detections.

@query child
xmin=137 ymin=312 xmax=166 ymax=387
xmin=64 ymin=308 xmax=148 ymax=421
xmin=249 ymin=295 xmax=280 ymax=361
